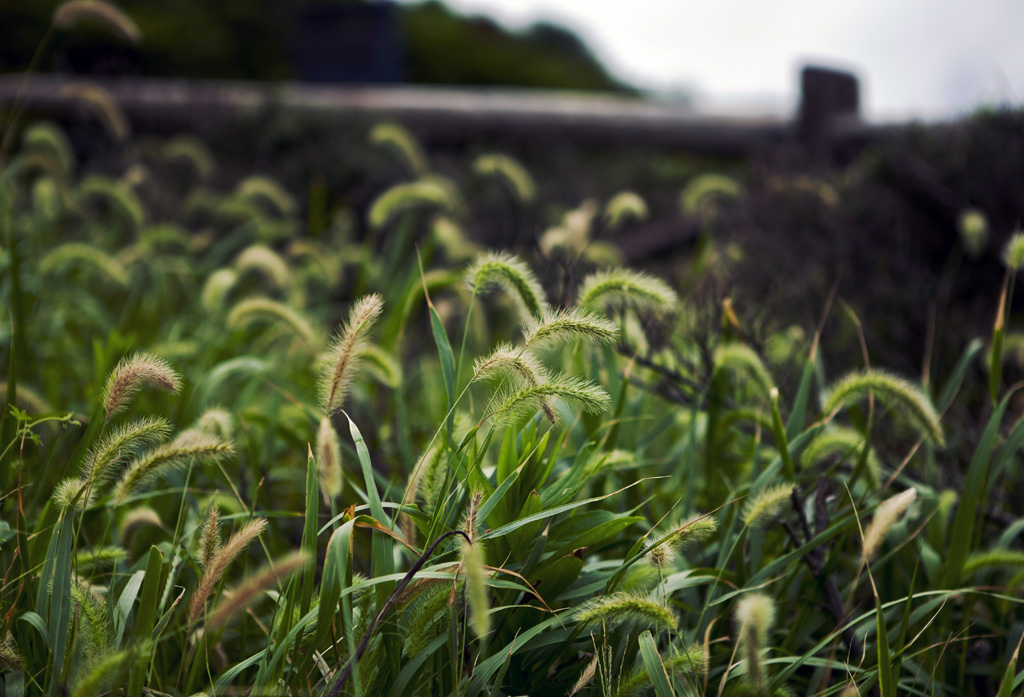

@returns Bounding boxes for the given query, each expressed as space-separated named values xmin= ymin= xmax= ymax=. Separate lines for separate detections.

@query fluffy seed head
xmin=680 ymin=173 xmax=741 ymax=218
xmin=53 ymin=0 xmax=142 ymax=43
xmin=460 ymin=538 xmax=490 ymax=639
xmin=188 ymin=517 xmax=268 ymax=624
xmin=197 ymin=408 xmax=234 ymax=440
xmin=53 ymin=477 xmax=95 ymax=511
xmin=81 ymin=415 xmax=172 ymax=486
xmin=200 ymin=269 xmax=238 ymax=313
xmin=521 ymin=308 xmax=618 ymax=350
xmin=742 ymin=484 xmax=793 ymax=528
xmin=39 ymin=242 xmax=129 ymax=287
xmin=713 ymin=342 xmax=774 ymax=398
xmin=206 ymin=551 xmax=310 ymax=632
xmin=112 ymin=434 xmax=233 ymax=503
xmin=576 ymin=593 xmax=678 ymax=633
xmin=577 ymin=269 xmax=677 ymax=316
xmin=319 ymin=294 xmax=384 ymax=416
xmin=368 ymin=179 xmax=453 ymax=229
xmin=488 ymin=376 xmax=611 ymax=425
xmin=235 ymin=244 xmax=291 ymax=289
xmin=195 ymin=504 xmax=222 ymax=569
xmin=119 ymin=506 xmax=161 ymax=541
xmin=466 ymin=251 xmax=549 ymax=322
xmin=736 ymin=592 xmax=776 ymax=645
xmin=823 ymin=369 xmax=944 ymax=446
xmin=315 ymin=417 xmax=343 ymax=501
xmin=604 ymin=191 xmax=649 ymax=228
xmin=235 ymin=176 xmax=296 ymax=217
xmin=959 ymin=209 xmax=988 ymax=257
xmin=472 ymin=343 xmax=547 ymax=386
xmin=102 ymin=353 xmax=181 ymax=420
xmin=673 ymin=513 xmax=719 ymax=549
xmin=1003 ymin=232 xmax=1024 ymax=270
xmin=370 ymin=122 xmax=428 ymax=175
xmin=861 ymin=488 xmax=917 ymax=562
xmin=474 ymin=153 xmax=536 ymax=203
xmin=61 ymin=83 xmax=130 ymax=142
xmin=227 ymin=297 xmax=319 ymax=348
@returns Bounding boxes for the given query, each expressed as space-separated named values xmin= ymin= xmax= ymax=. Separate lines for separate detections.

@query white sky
xmin=404 ymin=0 xmax=1024 ymax=120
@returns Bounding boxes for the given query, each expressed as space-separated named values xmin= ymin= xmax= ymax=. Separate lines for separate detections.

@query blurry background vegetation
xmin=0 ymin=0 xmax=630 ymax=92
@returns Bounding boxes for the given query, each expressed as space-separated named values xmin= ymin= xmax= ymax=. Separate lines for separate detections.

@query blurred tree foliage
xmin=0 ymin=0 xmax=629 ymax=92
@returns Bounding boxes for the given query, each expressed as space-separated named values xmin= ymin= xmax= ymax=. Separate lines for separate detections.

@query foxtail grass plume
xmin=197 ymin=407 xmax=234 ymax=440
xmin=75 ymin=546 xmax=127 ymax=572
xmin=802 ymin=426 xmax=882 ymax=485
xmin=81 ymin=415 xmax=171 ymax=486
xmin=357 ymin=344 xmax=402 ymax=388
xmin=0 ymin=632 xmax=24 ymax=671
xmin=1003 ymin=232 xmax=1024 ymax=270
xmin=206 ymin=551 xmax=310 ymax=632
xmin=488 ymin=376 xmax=610 ymax=425
xmin=70 ymin=581 xmax=113 ymax=677
xmin=102 ymin=352 xmax=181 ymax=420
xmin=23 ymin=122 xmax=75 ymax=175
xmin=188 ymin=517 xmax=268 ymax=624
xmin=195 ymin=504 xmax=222 ymax=569
xmin=76 ymin=175 xmax=145 ymax=228
xmin=713 ymin=342 xmax=774 ymax=397
xmin=39 ymin=242 xmax=129 ymax=287
xmin=576 ymin=593 xmax=678 ymax=633
xmin=432 ymin=216 xmax=480 ymax=260
xmin=604 ymin=191 xmax=648 ymax=228
xmin=53 ymin=0 xmax=142 ymax=43
xmin=459 ymin=537 xmax=490 ymax=639
xmin=735 ymin=592 xmax=776 ymax=691
xmin=672 ymin=513 xmax=719 ymax=549
xmin=112 ymin=434 xmax=233 ymax=503
xmin=227 ymin=296 xmax=319 ymax=348
xmin=319 ymin=294 xmax=384 ymax=415
xmin=681 ymin=173 xmax=741 ymax=218
xmin=861 ymin=488 xmax=917 ymax=562
xmin=53 ymin=477 xmax=95 ymax=511
xmin=236 ymin=176 xmax=297 ymax=217
xmin=959 ymin=209 xmax=988 ymax=258
xmin=119 ymin=506 xmax=161 ymax=541
xmin=370 ymin=122 xmax=429 ymax=175
xmin=617 ymin=644 xmax=707 ymax=697
xmin=61 ymin=83 xmax=130 ymax=142
xmin=235 ymin=244 xmax=291 ymax=289
xmin=568 ymin=654 xmax=598 ymax=697
xmin=646 ymin=539 xmax=675 ymax=570
xmin=472 ymin=343 xmax=547 ymax=386
xmin=368 ymin=179 xmax=452 ymax=229
xmin=963 ymin=549 xmax=1024 ymax=576
xmin=466 ymin=251 xmax=549 ymax=322
xmin=461 ymin=491 xmax=483 ymax=541
xmin=316 ymin=416 xmax=343 ymax=502
xmin=200 ymin=268 xmax=238 ymax=313
xmin=742 ymin=484 xmax=793 ymax=528
xmin=162 ymin=135 xmax=215 ymax=179
xmin=473 ymin=153 xmax=536 ymax=203
xmin=577 ymin=268 xmax=678 ymax=316
xmin=521 ymin=308 xmax=617 ymax=350
xmin=823 ymin=369 xmax=944 ymax=446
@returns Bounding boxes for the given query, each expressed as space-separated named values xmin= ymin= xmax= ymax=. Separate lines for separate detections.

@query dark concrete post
xmin=798 ymin=65 xmax=860 ymax=161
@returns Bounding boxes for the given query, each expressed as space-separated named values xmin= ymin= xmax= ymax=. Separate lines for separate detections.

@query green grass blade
xmin=786 ymin=358 xmax=815 ymax=438
xmin=942 ymin=391 xmax=1015 ymax=588
xmin=638 ymin=630 xmax=676 ymax=697
xmin=345 ymin=412 xmax=394 ymax=607
xmin=127 ymin=546 xmax=162 ymax=697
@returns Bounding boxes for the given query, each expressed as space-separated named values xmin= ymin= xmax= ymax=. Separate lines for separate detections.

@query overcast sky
xmin=408 ymin=0 xmax=1024 ymax=120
